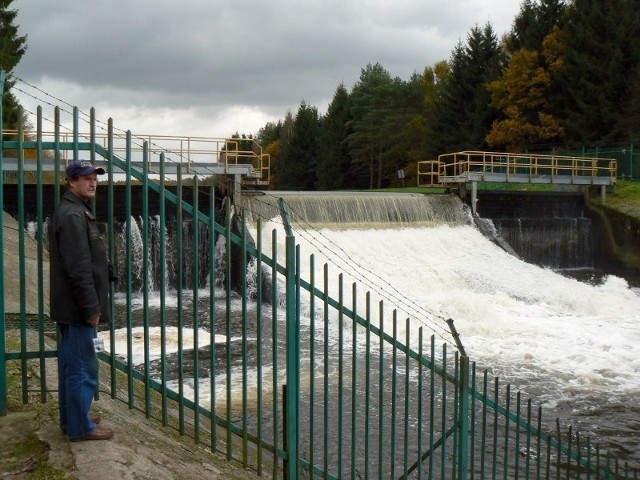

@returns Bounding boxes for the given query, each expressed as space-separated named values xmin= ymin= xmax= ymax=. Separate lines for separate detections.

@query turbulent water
xmin=108 ymin=192 xmax=640 ymax=470
xmin=250 ymin=192 xmax=640 ymax=468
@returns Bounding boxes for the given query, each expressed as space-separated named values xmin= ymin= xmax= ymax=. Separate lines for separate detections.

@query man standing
xmin=49 ymin=159 xmax=114 ymax=441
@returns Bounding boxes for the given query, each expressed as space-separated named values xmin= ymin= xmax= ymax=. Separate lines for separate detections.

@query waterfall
xmin=113 ymin=216 xmax=216 ymax=293
xmin=240 ymin=192 xmax=472 ymax=227
xmin=493 ymin=217 xmax=593 ymax=269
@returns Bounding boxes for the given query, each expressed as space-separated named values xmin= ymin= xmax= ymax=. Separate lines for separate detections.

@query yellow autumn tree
xmin=487 ymin=28 xmax=565 ymax=150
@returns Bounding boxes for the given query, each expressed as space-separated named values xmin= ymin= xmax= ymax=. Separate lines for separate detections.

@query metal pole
xmin=447 ymin=318 xmax=469 ymax=479
xmin=278 ymin=197 xmax=299 ymax=479
xmin=0 ymin=70 xmax=7 ymax=416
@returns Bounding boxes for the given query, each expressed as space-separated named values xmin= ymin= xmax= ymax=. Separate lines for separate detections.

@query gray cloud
xmin=11 ymin=0 xmax=521 ymax=135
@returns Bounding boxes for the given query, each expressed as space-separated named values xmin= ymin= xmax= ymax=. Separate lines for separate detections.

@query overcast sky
xmin=11 ymin=0 xmax=522 ymax=139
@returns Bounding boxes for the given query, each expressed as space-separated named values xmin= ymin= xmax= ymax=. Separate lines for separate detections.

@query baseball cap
xmin=65 ymin=160 xmax=106 ymax=178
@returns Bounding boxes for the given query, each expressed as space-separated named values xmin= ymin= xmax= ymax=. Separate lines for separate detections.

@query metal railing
xmin=1 ymin=127 xmax=270 ymax=184
xmin=418 ymin=151 xmax=617 ymax=188
xmin=2 ymin=104 xmax=639 ymax=478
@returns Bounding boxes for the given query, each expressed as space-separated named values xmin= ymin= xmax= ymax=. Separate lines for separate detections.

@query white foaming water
xmin=99 ymin=326 xmax=231 ymax=365
xmin=257 ymin=220 xmax=640 ymax=405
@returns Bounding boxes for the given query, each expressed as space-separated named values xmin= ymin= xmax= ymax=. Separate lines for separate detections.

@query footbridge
xmin=1 ymin=129 xmax=270 ymax=184
xmin=417 ymin=151 xmax=617 ymax=214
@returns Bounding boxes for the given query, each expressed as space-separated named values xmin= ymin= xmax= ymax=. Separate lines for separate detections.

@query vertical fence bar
xmin=0 ymin=70 xmax=5 ymax=417
xmin=160 ymin=154 xmax=168 ymax=425
xmin=309 ymin=254 xmax=316 ymax=477
xmin=458 ymin=354 xmax=470 ymax=480
xmin=430 ymin=335 xmax=436 ymax=479
xmin=224 ymin=198 xmax=232 ymax=459
xmin=515 ymin=392 xmax=522 ymax=478
xmin=208 ymin=185 xmax=217 ymax=450
xmin=241 ymin=208 xmax=247 ymax=464
xmin=364 ymin=292 xmax=371 ymax=480
xmin=192 ymin=176 xmax=200 ymax=443
xmin=481 ymin=371 xmax=488 ymax=480
xmin=17 ymin=119 xmax=27 ymax=404
xmin=36 ymin=107 xmax=46 ymax=401
xmin=125 ymin=130 xmax=134 ymax=408
xmin=284 ymin=216 xmax=299 ymax=480
xmin=323 ymin=263 xmax=329 ymax=479
xmin=350 ymin=283 xmax=358 ymax=479
xmin=176 ymin=167 xmax=185 ymax=435
xmin=337 ymin=273 xmax=344 ymax=476
xmin=453 ymin=353 xmax=460 ymax=480
xmin=417 ymin=328 xmax=424 ymax=480
xmin=504 ymin=384 xmax=512 ymax=480
xmin=470 ymin=362 xmax=477 ymax=480
xmin=378 ymin=301 xmax=385 ymax=480
xmin=142 ymin=142 xmax=151 ymax=416
xmin=442 ymin=344 xmax=448 ymax=480
xmin=492 ymin=378 xmax=500 ymax=480
xmin=271 ymin=228 xmax=280 ymax=478
xmin=107 ymin=119 xmax=117 ymax=397
xmin=255 ymin=216 xmax=263 ymax=475
xmin=390 ymin=311 xmax=398 ymax=477
xmin=72 ymin=107 xmax=79 ymax=160
xmin=403 ymin=317 xmax=410 ymax=478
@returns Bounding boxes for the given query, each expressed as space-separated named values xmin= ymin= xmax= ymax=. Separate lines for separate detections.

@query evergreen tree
xmin=429 ymin=24 xmax=506 ymax=154
xmin=346 ymin=63 xmax=394 ymax=189
xmin=621 ymin=65 xmax=640 ymax=142
xmin=317 ymin=83 xmax=352 ymax=190
xmin=346 ymin=63 xmax=421 ymax=189
xmin=556 ymin=0 xmax=640 ymax=143
xmin=277 ymin=101 xmax=321 ymax=190
xmin=0 ymin=0 xmax=27 ymax=133
xmin=505 ymin=0 xmax=568 ymax=54
xmin=422 ymin=61 xmax=450 ymax=160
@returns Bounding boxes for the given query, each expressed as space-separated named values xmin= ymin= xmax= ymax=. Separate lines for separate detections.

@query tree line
xmin=255 ymin=0 xmax=640 ymax=190
xmin=2 ymin=0 xmax=640 ymax=189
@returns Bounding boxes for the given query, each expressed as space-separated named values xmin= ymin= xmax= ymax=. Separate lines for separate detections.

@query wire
xmin=7 ymin=73 xmax=223 ymax=178
xmin=7 ymin=73 xmax=455 ymax=347
xmin=240 ymin=191 xmax=456 ymax=346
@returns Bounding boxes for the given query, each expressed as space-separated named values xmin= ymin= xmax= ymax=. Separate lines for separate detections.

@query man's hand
xmin=87 ymin=315 xmax=100 ymax=327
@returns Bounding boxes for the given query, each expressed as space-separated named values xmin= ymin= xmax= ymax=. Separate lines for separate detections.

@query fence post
xmin=447 ymin=319 xmax=469 ymax=479
xmin=0 ymin=69 xmax=7 ymax=416
xmin=458 ymin=355 xmax=470 ymax=480
xmin=278 ymin=198 xmax=299 ymax=479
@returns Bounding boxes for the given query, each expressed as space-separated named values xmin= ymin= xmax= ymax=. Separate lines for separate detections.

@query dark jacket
xmin=49 ymin=190 xmax=110 ymax=325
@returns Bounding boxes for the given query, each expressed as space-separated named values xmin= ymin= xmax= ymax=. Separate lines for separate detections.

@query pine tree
xmin=317 ymin=83 xmax=352 ymax=190
xmin=505 ymin=0 xmax=568 ymax=54
xmin=0 ymin=0 xmax=27 ymax=132
xmin=346 ymin=63 xmax=395 ymax=189
xmin=277 ymin=102 xmax=321 ymax=190
xmin=429 ymin=24 xmax=506 ymax=154
xmin=556 ymin=0 xmax=640 ymax=143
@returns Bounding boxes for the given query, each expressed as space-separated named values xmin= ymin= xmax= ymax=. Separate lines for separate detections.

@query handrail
xmin=1 ymin=129 xmax=270 ymax=183
xmin=438 ymin=151 xmax=617 ymax=180
xmin=418 ymin=151 xmax=617 ymax=187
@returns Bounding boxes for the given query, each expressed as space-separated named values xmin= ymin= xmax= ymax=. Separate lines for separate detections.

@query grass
xmin=605 ymin=180 xmax=640 ymax=215
xmin=373 ymin=179 xmax=640 ymax=219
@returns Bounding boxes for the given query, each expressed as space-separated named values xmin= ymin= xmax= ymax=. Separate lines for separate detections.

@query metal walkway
xmin=1 ymin=129 xmax=270 ymax=184
xmin=417 ymin=151 xmax=617 ymax=213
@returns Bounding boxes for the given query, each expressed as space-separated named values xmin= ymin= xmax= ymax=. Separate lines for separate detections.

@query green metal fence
xmin=2 ymin=102 xmax=639 ymax=478
xmin=527 ymin=144 xmax=640 ymax=181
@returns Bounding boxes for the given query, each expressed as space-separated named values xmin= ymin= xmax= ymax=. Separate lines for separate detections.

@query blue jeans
xmin=58 ymin=323 xmax=99 ymax=440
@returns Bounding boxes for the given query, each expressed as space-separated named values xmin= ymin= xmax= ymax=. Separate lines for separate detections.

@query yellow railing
xmin=418 ymin=151 xmax=617 ymax=187
xmin=1 ymin=130 xmax=270 ymax=184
